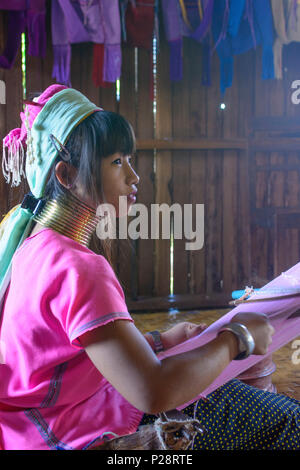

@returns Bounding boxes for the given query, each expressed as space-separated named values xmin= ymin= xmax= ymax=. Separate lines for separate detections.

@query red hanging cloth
xmin=125 ymin=0 xmax=156 ymax=49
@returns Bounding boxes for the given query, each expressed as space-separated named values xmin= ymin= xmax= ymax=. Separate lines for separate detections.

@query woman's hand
xmin=161 ymin=322 xmax=207 ymax=350
xmin=230 ymin=312 xmax=275 ymax=355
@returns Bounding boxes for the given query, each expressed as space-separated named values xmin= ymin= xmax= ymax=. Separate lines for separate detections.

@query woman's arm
xmin=79 ymin=319 xmax=239 ymax=414
xmin=144 ymin=322 xmax=207 ymax=352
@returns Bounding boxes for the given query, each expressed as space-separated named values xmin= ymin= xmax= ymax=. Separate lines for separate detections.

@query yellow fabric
xmin=0 ymin=205 xmax=20 ymax=239
xmin=179 ymin=0 xmax=203 ymax=30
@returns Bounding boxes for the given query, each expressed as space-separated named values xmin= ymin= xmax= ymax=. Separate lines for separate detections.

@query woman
xmin=0 ymin=85 xmax=299 ymax=450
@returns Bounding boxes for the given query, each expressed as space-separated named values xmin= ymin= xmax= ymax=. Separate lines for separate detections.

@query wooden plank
xmin=136 ymin=138 xmax=247 ymax=150
xmin=251 ymin=227 xmax=270 ymax=286
xmin=118 ymin=45 xmax=136 ymax=122
xmin=205 ymin=51 xmax=223 ymax=296
xmin=79 ymin=43 xmax=100 ymax=105
xmin=171 ymin=151 xmax=190 ymax=294
xmin=268 ymin=57 xmax=286 ymax=279
xmin=135 ymin=138 xmax=300 ymax=151
xmin=127 ymin=293 xmax=231 ymax=312
xmin=188 ymin=40 xmax=207 ymax=139
xmin=171 ymin=37 xmax=191 ymax=295
xmin=235 ymin=49 xmax=254 ymax=288
xmin=222 ymin=53 xmax=239 ymax=294
xmin=26 ymin=54 xmax=44 ymax=98
xmin=188 ymin=40 xmax=207 ymax=295
xmin=135 ymin=151 xmax=155 ymax=297
xmin=154 ymin=38 xmax=172 ymax=297
xmin=250 ymin=139 xmax=300 ymax=151
xmin=70 ymin=43 xmax=82 ymax=93
xmin=252 ymin=117 xmax=300 ymax=131
xmin=251 ymin=46 xmax=271 ymax=284
xmin=189 ymin=151 xmax=206 ymax=294
xmin=285 ymin=152 xmax=300 ymax=208
xmin=99 ymin=82 xmax=117 ymax=113
xmin=135 ymin=47 xmax=155 ymax=298
xmin=118 ymin=45 xmax=137 ymax=298
xmin=274 ymin=211 xmax=300 ymax=275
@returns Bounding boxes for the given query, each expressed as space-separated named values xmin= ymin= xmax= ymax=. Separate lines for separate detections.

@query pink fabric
xmin=158 ymin=262 xmax=300 ymax=410
xmin=3 ymin=84 xmax=68 ymax=152
xmin=0 ymin=228 xmax=143 ymax=450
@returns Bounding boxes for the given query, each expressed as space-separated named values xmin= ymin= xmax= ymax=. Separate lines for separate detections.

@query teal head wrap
xmin=0 ymin=86 xmax=101 ymax=308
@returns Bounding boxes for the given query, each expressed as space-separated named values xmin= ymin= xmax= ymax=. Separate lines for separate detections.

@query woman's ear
xmin=55 ymin=161 xmax=77 ymax=189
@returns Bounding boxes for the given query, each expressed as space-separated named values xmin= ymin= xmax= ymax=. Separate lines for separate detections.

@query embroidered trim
xmin=70 ymin=312 xmax=132 ymax=341
xmin=82 ymin=431 xmax=119 ymax=450
xmin=40 ymin=362 xmax=68 ymax=408
xmin=24 ymin=408 xmax=74 ymax=450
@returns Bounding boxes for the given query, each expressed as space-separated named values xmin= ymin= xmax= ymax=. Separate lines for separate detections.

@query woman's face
xmin=100 ymin=152 xmax=139 ymax=217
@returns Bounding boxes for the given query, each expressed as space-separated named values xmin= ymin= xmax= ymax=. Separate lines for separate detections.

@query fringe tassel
xmin=2 ymin=135 xmax=25 ymax=187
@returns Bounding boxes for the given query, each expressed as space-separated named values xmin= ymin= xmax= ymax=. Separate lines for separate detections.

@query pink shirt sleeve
xmin=48 ymin=250 xmax=133 ymax=348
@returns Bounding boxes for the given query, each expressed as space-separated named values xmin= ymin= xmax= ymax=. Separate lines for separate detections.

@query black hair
xmin=43 ymin=110 xmax=136 ymax=265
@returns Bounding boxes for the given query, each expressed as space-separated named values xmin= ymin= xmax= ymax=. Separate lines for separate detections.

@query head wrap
xmin=0 ymin=85 xmax=102 ymax=310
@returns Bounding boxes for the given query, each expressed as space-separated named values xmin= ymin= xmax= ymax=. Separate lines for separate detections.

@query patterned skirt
xmin=139 ymin=379 xmax=300 ymax=450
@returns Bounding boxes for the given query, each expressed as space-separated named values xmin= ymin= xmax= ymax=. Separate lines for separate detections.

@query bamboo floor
xmin=132 ymin=308 xmax=300 ymax=402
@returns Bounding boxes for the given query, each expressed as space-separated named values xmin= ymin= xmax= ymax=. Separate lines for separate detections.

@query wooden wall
xmin=2 ymin=7 xmax=300 ymax=312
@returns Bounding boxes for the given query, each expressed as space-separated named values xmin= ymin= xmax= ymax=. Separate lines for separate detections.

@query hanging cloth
xmin=27 ymin=0 xmax=47 ymax=57
xmin=161 ymin=0 xmax=214 ymax=83
xmin=179 ymin=0 xmax=203 ymax=30
xmin=51 ymin=0 xmax=121 ymax=88
xmin=271 ymin=0 xmax=300 ymax=79
xmin=92 ymin=44 xmax=112 ymax=88
xmin=124 ymin=0 xmax=156 ymax=49
xmin=0 ymin=0 xmax=46 ymax=70
xmin=212 ymin=0 xmax=274 ymax=95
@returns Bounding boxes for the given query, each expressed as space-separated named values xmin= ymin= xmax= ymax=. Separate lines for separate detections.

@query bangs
xmin=94 ymin=111 xmax=136 ymax=158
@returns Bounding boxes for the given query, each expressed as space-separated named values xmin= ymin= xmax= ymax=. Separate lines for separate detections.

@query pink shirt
xmin=0 ymin=228 xmax=143 ymax=450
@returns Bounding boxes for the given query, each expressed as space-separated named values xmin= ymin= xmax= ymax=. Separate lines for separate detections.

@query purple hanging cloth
xmin=160 ymin=0 xmax=182 ymax=81
xmin=27 ymin=0 xmax=47 ymax=57
xmin=51 ymin=0 xmax=121 ymax=87
xmin=0 ymin=0 xmax=26 ymax=8
xmin=0 ymin=0 xmax=46 ymax=69
xmin=161 ymin=0 xmax=214 ymax=83
xmin=0 ymin=10 xmax=26 ymax=69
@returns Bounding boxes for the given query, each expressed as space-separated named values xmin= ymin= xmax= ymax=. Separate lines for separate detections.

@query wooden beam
xmin=136 ymin=139 xmax=247 ymax=150
xmin=250 ymin=138 xmax=300 ymax=151
xmin=136 ymin=138 xmax=300 ymax=152
xmin=252 ymin=116 xmax=300 ymax=131
xmin=126 ymin=293 xmax=232 ymax=312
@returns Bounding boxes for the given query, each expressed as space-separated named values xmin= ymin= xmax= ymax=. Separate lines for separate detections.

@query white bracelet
xmin=217 ymin=322 xmax=255 ymax=360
